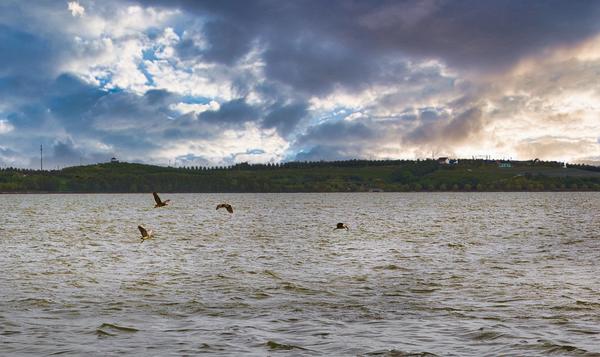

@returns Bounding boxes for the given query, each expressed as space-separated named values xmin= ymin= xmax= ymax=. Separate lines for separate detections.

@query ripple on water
xmin=265 ymin=340 xmax=309 ymax=351
xmin=364 ymin=350 xmax=439 ymax=356
xmin=95 ymin=323 xmax=139 ymax=337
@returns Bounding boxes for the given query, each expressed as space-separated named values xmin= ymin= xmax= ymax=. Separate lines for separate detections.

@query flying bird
xmin=334 ymin=223 xmax=349 ymax=231
xmin=216 ymin=203 xmax=234 ymax=213
xmin=153 ymin=192 xmax=170 ymax=208
xmin=138 ymin=225 xmax=153 ymax=242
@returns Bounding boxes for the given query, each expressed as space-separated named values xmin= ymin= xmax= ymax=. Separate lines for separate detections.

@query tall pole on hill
xmin=40 ymin=144 xmax=43 ymax=171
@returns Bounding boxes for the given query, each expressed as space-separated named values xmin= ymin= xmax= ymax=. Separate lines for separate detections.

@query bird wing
xmin=138 ymin=225 xmax=148 ymax=237
xmin=226 ymin=205 xmax=233 ymax=213
xmin=216 ymin=204 xmax=224 ymax=210
xmin=153 ymin=192 xmax=162 ymax=205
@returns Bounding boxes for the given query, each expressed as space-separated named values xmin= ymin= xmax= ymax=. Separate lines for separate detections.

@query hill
xmin=1 ymin=159 xmax=600 ymax=193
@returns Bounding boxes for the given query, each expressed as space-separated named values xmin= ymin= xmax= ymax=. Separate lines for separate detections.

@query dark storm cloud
xmin=84 ymin=90 xmax=217 ymax=149
xmin=140 ymin=0 xmax=600 ymax=95
xmin=52 ymin=140 xmax=78 ymax=159
xmin=197 ymin=20 xmax=254 ymax=65
xmin=262 ymin=35 xmax=375 ymax=95
xmin=143 ymin=89 xmax=175 ymax=105
xmin=199 ymin=98 xmax=258 ymax=124
xmin=26 ymin=139 xmax=110 ymax=169
xmin=288 ymin=118 xmax=387 ymax=161
xmin=0 ymin=25 xmax=56 ymax=77
xmin=163 ymin=128 xmax=185 ymax=140
xmin=47 ymin=74 xmax=108 ymax=129
xmin=0 ymin=76 xmax=46 ymax=103
xmin=87 ymin=90 xmax=183 ymax=137
xmin=0 ymin=69 xmax=211 ymax=166
xmin=195 ymin=97 xmax=307 ymax=136
xmin=6 ymin=103 xmax=52 ymax=130
xmin=292 ymin=119 xmax=382 ymax=160
xmin=292 ymin=102 xmax=488 ymax=161
xmin=0 ymin=75 xmax=106 ymax=136
xmin=295 ymin=120 xmax=378 ymax=147
xmin=0 ymin=1 xmax=76 ymax=81
xmin=406 ymin=107 xmax=485 ymax=146
xmin=262 ymin=102 xmax=308 ymax=137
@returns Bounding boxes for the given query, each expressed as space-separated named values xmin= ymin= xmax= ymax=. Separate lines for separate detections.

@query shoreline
xmin=2 ymin=190 xmax=599 ymax=194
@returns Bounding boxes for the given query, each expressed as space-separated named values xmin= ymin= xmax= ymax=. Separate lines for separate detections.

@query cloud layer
xmin=1 ymin=0 xmax=600 ymax=168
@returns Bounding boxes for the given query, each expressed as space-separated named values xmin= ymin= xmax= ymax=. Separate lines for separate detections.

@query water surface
xmin=1 ymin=193 xmax=599 ymax=356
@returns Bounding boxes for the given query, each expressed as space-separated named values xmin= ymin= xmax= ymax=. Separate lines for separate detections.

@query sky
xmin=1 ymin=0 xmax=600 ymax=169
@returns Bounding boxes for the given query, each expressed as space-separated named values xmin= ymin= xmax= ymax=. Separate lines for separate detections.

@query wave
xmin=265 ymin=340 xmax=308 ymax=351
xmin=95 ymin=322 xmax=139 ymax=337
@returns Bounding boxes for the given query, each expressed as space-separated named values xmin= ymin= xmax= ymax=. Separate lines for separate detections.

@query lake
xmin=1 ymin=193 xmax=599 ymax=356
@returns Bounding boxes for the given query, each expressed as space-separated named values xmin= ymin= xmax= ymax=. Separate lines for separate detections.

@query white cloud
xmin=144 ymin=59 xmax=235 ymax=99
xmin=170 ymin=101 xmax=220 ymax=115
xmin=61 ymin=7 xmax=181 ymax=93
xmin=67 ymin=1 xmax=85 ymax=17
xmin=156 ymin=123 xmax=289 ymax=166
xmin=0 ymin=120 xmax=14 ymax=134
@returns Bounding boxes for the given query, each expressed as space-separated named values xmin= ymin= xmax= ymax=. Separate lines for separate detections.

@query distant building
xmin=110 ymin=157 xmax=119 ymax=163
xmin=498 ymin=162 xmax=512 ymax=168
xmin=438 ymin=157 xmax=450 ymax=165
xmin=438 ymin=157 xmax=459 ymax=165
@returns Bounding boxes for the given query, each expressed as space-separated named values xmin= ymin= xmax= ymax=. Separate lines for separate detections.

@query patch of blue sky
xmin=180 ymin=95 xmax=212 ymax=104
xmin=137 ymin=61 xmax=155 ymax=86
xmin=144 ymin=27 xmax=163 ymax=41
xmin=246 ymin=148 xmax=265 ymax=155
xmin=310 ymin=107 xmax=352 ymax=126
xmin=221 ymin=148 xmax=269 ymax=165
xmin=142 ymin=48 xmax=158 ymax=61
xmin=106 ymin=87 xmax=123 ymax=94
xmin=94 ymin=74 xmax=122 ymax=93
xmin=95 ymin=74 xmax=111 ymax=87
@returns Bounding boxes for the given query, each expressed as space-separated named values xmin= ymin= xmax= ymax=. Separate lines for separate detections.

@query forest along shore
xmin=1 ymin=159 xmax=600 ymax=193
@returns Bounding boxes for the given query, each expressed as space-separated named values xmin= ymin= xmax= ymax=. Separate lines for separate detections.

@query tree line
xmin=1 ymin=159 xmax=599 ymax=193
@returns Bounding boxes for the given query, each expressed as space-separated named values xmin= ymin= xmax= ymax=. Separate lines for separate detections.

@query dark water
xmin=1 ymin=193 xmax=599 ymax=356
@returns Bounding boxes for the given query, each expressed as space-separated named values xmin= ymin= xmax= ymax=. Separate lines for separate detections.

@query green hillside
xmin=1 ymin=159 xmax=599 ymax=193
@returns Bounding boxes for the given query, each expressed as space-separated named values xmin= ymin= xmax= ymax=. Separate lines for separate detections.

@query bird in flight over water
xmin=334 ymin=223 xmax=349 ymax=231
xmin=153 ymin=192 xmax=170 ymax=208
xmin=138 ymin=225 xmax=153 ymax=242
xmin=216 ymin=203 xmax=234 ymax=213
